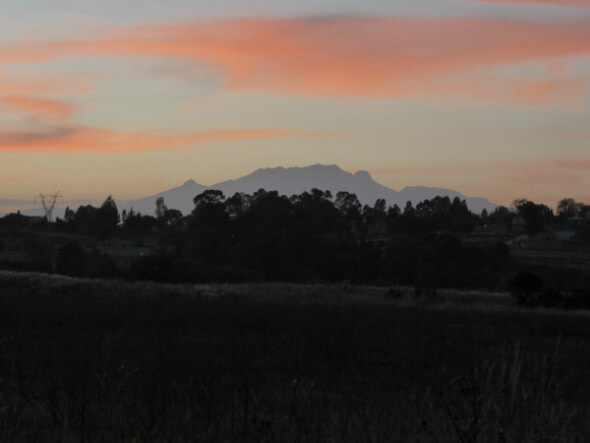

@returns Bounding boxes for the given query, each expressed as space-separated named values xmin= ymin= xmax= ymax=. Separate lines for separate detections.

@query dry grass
xmin=0 ymin=271 xmax=588 ymax=441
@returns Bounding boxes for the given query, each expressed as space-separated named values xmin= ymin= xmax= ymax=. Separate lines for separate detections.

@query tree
xmin=122 ymin=211 xmax=158 ymax=234
xmin=557 ymin=198 xmax=582 ymax=218
xmin=226 ymin=192 xmax=251 ymax=219
xmin=72 ymin=205 xmax=100 ymax=233
xmin=64 ymin=206 xmax=76 ymax=222
xmin=513 ymin=199 xmax=553 ymax=235
xmin=388 ymin=204 xmax=401 ymax=218
xmin=97 ymin=195 xmax=120 ymax=235
xmin=363 ymin=199 xmax=387 ymax=238
xmin=403 ymin=201 xmax=414 ymax=217
xmin=191 ymin=190 xmax=227 ymax=224
xmin=0 ymin=211 xmax=26 ymax=229
xmin=450 ymin=197 xmax=469 ymax=216
xmin=155 ymin=197 xmax=169 ymax=219
xmin=488 ymin=205 xmax=514 ymax=232
xmin=335 ymin=191 xmax=362 ymax=222
xmin=163 ymin=209 xmax=183 ymax=228
xmin=193 ymin=190 xmax=225 ymax=209
xmin=374 ymin=198 xmax=386 ymax=215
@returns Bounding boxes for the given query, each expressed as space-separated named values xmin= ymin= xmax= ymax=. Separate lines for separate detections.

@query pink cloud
xmin=0 ymin=95 xmax=76 ymax=119
xmin=0 ymin=17 xmax=588 ymax=103
xmin=467 ymin=0 xmax=589 ymax=7
xmin=0 ymin=126 xmax=328 ymax=153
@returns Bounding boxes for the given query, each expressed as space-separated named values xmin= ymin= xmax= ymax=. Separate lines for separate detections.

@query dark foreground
xmin=0 ymin=271 xmax=589 ymax=442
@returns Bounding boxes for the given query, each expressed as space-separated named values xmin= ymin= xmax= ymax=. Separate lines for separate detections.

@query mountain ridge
xmin=122 ymin=164 xmax=497 ymax=216
xmin=0 ymin=165 xmax=497 ymax=218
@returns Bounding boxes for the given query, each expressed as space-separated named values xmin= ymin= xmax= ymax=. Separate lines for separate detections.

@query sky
xmin=0 ymin=0 xmax=589 ymax=207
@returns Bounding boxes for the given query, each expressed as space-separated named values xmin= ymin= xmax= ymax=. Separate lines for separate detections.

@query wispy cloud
xmin=0 ymin=126 xmax=328 ymax=153
xmin=0 ymin=17 xmax=588 ymax=104
xmin=0 ymin=95 xmax=76 ymax=119
xmin=467 ymin=0 xmax=589 ymax=7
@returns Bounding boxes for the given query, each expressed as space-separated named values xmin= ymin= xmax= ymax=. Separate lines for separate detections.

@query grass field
xmin=0 ymin=271 xmax=589 ymax=441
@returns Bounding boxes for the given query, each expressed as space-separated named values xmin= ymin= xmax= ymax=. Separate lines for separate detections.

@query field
xmin=0 ymin=271 xmax=589 ymax=441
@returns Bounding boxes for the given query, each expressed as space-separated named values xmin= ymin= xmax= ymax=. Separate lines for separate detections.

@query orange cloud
xmin=0 ymin=95 xmax=76 ymax=119
xmin=467 ymin=0 xmax=589 ymax=7
xmin=0 ymin=17 xmax=588 ymax=103
xmin=0 ymin=127 xmax=327 ymax=153
xmin=0 ymin=71 xmax=95 ymax=96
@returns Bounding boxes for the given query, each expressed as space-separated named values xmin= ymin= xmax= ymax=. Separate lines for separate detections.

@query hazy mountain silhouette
xmin=124 ymin=179 xmax=207 ymax=216
xmin=124 ymin=164 xmax=496 ymax=215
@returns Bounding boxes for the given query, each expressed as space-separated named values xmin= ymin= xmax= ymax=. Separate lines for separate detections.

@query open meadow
xmin=0 ymin=270 xmax=589 ymax=442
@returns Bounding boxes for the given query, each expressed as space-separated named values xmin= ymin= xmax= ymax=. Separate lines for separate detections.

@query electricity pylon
xmin=36 ymin=192 xmax=62 ymax=222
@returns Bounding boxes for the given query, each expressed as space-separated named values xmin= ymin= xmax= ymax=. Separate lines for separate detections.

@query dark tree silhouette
xmin=557 ymin=198 xmax=581 ymax=217
xmin=510 ymin=271 xmax=543 ymax=307
xmin=155 ymin=197 xmax=169 ymax=219
xmin=64 ymin=206 xmax=76 ymax=222
xmin=97 ymin=195 xmax=120 ymax=235
xmin=513 ymin=199 xmax=553 ymax=235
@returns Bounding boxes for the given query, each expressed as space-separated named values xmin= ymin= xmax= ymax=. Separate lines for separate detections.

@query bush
xmin=537 ymin=287 xmax=563 ymax=308
xmin=510 ymin=271 xmax=543 ymax=307
xmin=56 ymin=241 xmax=86 ymax=276
xmin=563 ymin=288 xmax=590 ymax=310
xmin=56 ymin=241 xmax=117 ymax=278
xmin=384 ymin=288 xmax=404 ymax=300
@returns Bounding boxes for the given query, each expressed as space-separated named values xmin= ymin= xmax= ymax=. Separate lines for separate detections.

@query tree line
xmin=0 ymin=191 xmax=588 ymax=291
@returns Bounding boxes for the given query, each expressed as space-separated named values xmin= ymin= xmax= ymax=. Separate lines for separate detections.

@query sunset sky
xmin=1 ymin=0 xmax=589 ymax=207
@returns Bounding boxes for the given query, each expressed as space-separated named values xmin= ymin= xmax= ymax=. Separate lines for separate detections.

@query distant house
xmin=96 ymin=246 xmax=151 ymax=258
xmin=478 ymin=223 xmax=508 ymax=235
xmin=554 ymin=231 xmax=576 ymax=242
xmin=96 ymin=246 xmax=152 ymax=269
xmin=505 ymin=234 xmax=530 ymax=247
xmin=567 ymin=216 xmax=588 ymax=226
xmin=26 ymin=216 xmax=44 ymax=226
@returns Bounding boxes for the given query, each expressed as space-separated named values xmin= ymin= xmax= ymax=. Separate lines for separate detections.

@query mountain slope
xmin=124 ymin=164 xmax=496 ymax=215
xmin=121 ymin=179 xmax=207 ymax=216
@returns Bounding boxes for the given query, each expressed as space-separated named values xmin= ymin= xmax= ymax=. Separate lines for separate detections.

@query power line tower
xmin=35 ymin=192 xmax=62 ymax=222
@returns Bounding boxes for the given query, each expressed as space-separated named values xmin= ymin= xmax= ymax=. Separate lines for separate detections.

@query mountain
xmin=122 ymin=179 xmax=207 ymax=216
xmin=123 ymin=164 xmax=496 ymax=216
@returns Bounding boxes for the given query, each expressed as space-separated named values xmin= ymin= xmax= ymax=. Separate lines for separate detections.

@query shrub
xmin=563 ymin=288 xmax=590 ymax=310
xmin=510 ymin=271 xmax=543 ymax=307
xmin=537 ymin=287 xmax=563 ymax=308
xmin=384 ymin=288 xmax=404 ymax=300
xmin=56 ymin=241 xmax=117 ymax=278
xmin=56 ymin=241 xmax=86 ymax=276
xmin=424 ymin=287 xmax=437 ymax=298
xmin=413 ymin=286 xmax=437 ymax=299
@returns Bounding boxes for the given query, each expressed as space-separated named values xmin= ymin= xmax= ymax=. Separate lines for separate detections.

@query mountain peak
xmin=252 ymin=166 xmax=285 ymax=175
xmin=309 ymin=163 xmax=342 ymax=171
xmin=354 ymin=170 xmax=372 ymax=180
xmin=125 ymin=164 xmax=497 ymax=216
